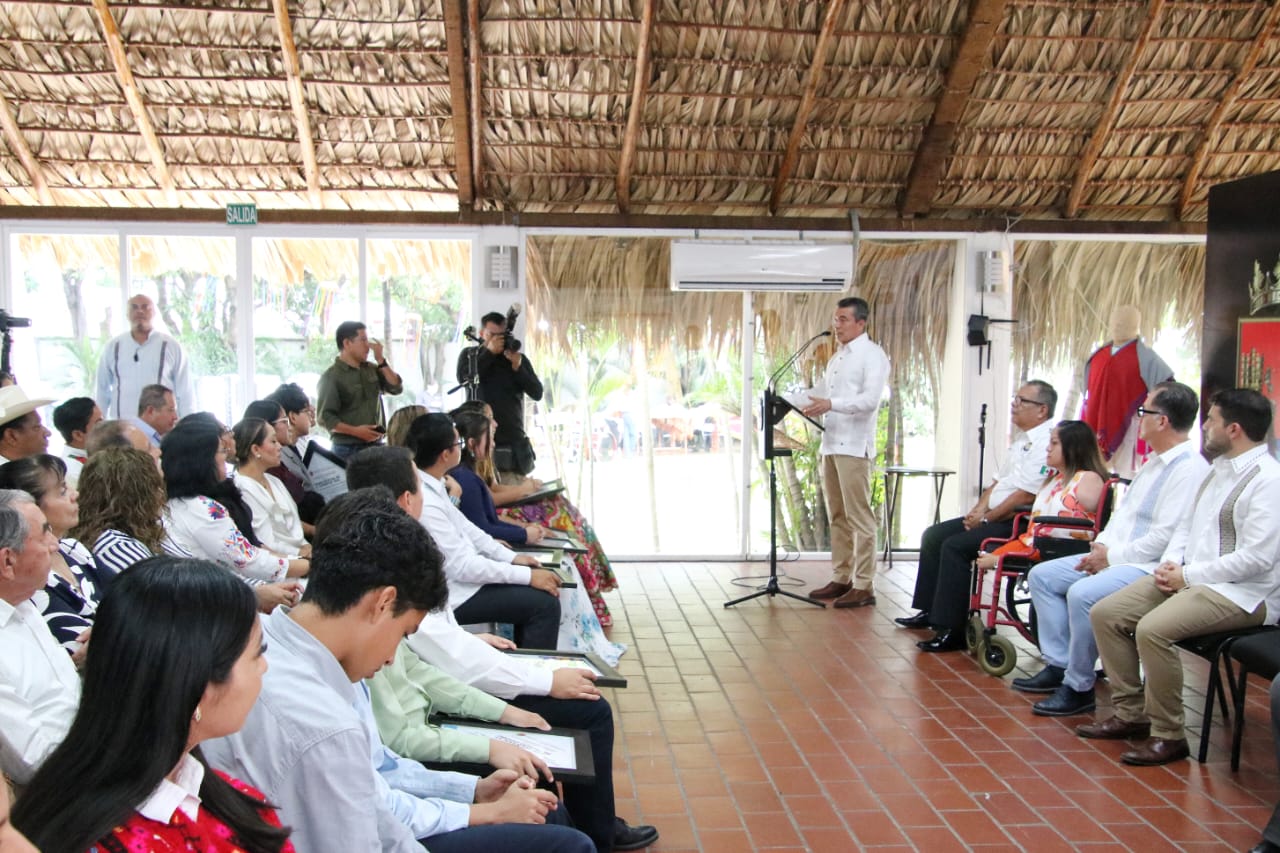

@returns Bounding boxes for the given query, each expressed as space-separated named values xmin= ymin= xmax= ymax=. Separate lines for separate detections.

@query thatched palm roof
xmin=1 ymin=0 xmax=1277 ymax=229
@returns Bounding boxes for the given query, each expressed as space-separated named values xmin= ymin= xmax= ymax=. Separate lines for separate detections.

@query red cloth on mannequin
xmin=1082 ymin=341 xmax=1148 ymax=456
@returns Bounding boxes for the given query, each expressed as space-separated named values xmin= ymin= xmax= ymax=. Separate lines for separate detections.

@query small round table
xmin=881 ymin=466 xmax=955 ymax=568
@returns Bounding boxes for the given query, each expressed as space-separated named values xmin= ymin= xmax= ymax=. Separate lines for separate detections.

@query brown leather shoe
xmin=833 ymin=587 xmax=876 ymax=608
xmin=1120 ymin=737 xmax=1190 ymax=766
xmin=1075 ymin=715 xmax=1152 ymax=740
xmin=809 ymin=581 xmax=853 ymax=600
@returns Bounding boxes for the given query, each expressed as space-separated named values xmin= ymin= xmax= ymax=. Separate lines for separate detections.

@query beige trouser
xmin=822 ymin=454 xmax=876 ymax=589
xmin=1091 ymin=575 xmax=1265 ymax=739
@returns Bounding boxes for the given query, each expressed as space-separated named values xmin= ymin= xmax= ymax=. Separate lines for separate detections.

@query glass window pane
xmin=366 ymin=238 xmax=472 ymax=416
xmin=128 ymin=235 xmax=237 ymax=422
xmin=251 ymin=237 xmax=359 ymax=436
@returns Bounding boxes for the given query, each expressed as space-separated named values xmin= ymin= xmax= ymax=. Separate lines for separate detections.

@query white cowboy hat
xmin=0 ymin=386 xmax=55 ymax=424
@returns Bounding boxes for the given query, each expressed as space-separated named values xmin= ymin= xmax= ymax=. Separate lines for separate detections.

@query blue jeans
xmin=423 ymin=801 xmax=594 ymax=853
xmin=1027 ymin=555 xmax=1147 ymax=691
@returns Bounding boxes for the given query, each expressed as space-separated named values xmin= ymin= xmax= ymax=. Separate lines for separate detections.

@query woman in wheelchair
xmin=975 ymin=420 xmax=1109 ymax=571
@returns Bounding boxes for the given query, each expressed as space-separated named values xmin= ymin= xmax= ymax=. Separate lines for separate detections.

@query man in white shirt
xmin=95 ymin=294 xmax=194 ymax=420
xmin=0 ymin=490 xmax=81 ymax=785
xmin=803 ymin=297 xmax=891 ymax=609
xmin=0 ymin=387 xmax=54 ymax=465
xmin=402 ymin=415 xmax=561 ymax=649
xmin=1082 ymin=388 xmax=1280 ymax=766
xmin=51 ymin=397 xmax=102 ymax=487
xmin=899 ymin=380 xmax=1057 ymax=652
xmin=1020 ymin=381 xmax=1208 ymax=716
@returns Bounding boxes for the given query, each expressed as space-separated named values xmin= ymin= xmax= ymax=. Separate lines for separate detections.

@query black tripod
xmin=725 ymin=389 xmax=827 ymax=609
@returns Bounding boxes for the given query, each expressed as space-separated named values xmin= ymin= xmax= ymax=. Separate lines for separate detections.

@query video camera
xmin=500 ymin=304 xmax=522 ymax=353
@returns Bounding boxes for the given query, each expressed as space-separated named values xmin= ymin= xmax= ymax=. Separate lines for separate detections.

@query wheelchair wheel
xmin=978 ymin=634 xmax=1017 ymax=677
xmin=1003 ymin=572 xmax=1038 ymax=643
xmin=965 ymin=613 xmax=984 ymax=654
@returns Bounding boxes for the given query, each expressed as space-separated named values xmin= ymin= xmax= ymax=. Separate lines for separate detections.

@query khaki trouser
xmin=822 ymin=454 xmax=876 ymax=589
xmin=1091 ymin=575 xmax=1265 ymax=739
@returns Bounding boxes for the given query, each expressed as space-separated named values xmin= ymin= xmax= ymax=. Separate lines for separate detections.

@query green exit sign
xmin=226 ymin=203 xmax=257 ymax=225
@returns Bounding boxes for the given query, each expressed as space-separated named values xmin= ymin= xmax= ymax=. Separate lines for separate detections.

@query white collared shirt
xmin=416 ymin=469 xmax=530 ymax=610
xmin=95 ymin=329 xmax=195 ymax=419
xmin=1165 ymin=444 xmax=1280 ymax=617
xmin=406 ymin=608 xmax=553 ymax=700
xmin=989 ymin=420 xmax=1054 ymax=506
xmin=0 ymin=597 xmax=82 ymax=783
xmin=1097 ymin=438 xmax=1209 ymax=571
xmin=137 ymin=752 xmax=205 ymax=824
xmin=233 ymin=470 xmax=308 ymax=555
xmin=814 ymin=333 xmax=890 ymax=458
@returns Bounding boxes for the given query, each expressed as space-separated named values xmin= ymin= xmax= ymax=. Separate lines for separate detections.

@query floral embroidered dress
xmin=91 ymin=762 xmax=293 ymax=853
xmin=162 ymin=497 xmax=288 ymax=583
xmin=987 ymin=470 xmax=1098 ymax=561
xmin=498 ymin=494 xmax=619 ymax=626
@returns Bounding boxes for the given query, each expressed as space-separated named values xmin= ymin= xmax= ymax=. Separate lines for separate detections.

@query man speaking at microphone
xmin=802 ymin=297 xmax=890 ymax=608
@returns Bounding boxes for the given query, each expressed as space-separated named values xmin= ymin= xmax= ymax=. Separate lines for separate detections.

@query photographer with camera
xmin=456 ymin=308 xmax=543 ymax=479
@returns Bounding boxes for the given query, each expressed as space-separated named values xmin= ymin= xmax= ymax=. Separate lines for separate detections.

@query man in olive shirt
xmin=317 ymin=320 xmax=404 ymax=460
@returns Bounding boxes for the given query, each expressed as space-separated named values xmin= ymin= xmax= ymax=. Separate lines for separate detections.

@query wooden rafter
xmin=91 ymin=0 xmax=176 ymax=205
xmin=1064 ymin=0 xmax=1166 ymax=219
xmin=270 ymin=0 xmax=322 ymax=207
xmin=616 ymin=0 xmax=656 ymax=214
xmin=443 ymin=0 xmax=475 ymax=208
xmin=768 ymin=0 xmax=845 ymax=215
xmin=467 ymin=0 xmax=484 ymax=205
xmin=899 ymin=0 xmax=1009 ymax=217
xmin=0 ymin=89 xmax=53 ymax=204
xmin=1177 ymin=0 xmax=1280 ymax=219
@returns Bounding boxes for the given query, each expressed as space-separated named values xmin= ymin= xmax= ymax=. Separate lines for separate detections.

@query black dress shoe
xmin=894 ymin=611 xmax=932 ymax=629
xmin=1249 ymin=839 xmax=1280 ymax=853
xmin=614 ymin=818 xmax=659 ymax=851
xmin=1032 ymin=685 xmax=1096 ymax=717
xmin=917 ymin=629 xmax=964 ymax=653
xmin=1012 ymin=664 xmax=1065 ymax=694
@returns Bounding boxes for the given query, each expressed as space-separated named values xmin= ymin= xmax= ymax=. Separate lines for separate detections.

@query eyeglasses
xmin=1012 ymin=395 xmax=1045 ymax=408
xmin=1136 ymin=406 xmax=1166 ymax=419
xmin=454 ymin=438 xmax=466 ymax=447
xmin=272 ymin=417 xmax=289 ymax=426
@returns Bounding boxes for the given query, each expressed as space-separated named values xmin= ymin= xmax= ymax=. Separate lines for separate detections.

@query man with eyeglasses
xmin=898 ymin=380 xmax=1058 ymax=652
xmin=1081 ymin=388 xmax=1280 ymax=766
xmin=1017 ymin=381 xmax=1207 ymax=717
xmin=95 ymin=294 xmax=195 ymax=421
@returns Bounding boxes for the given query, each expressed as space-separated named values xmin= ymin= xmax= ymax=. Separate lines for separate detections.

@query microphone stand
xmin=725 ymin=332 xmax=829 ymax=609
xmin=977 ymin=403 xmax=988 ymax=494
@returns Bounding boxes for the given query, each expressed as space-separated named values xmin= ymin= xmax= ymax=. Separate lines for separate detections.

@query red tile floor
xmin=598 ymin=558 xmax=1279 ymax=851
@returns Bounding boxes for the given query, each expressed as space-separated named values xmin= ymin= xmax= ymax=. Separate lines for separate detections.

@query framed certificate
xmin=502 ymin=649 xmax=627 ymax=688
xmin=434 ymin=718 xmax=595 ymax=780
xmin=507 ymin=479 xmax=567 ymax=507
xmin=303 ymin=442 xmax=349 ymax=501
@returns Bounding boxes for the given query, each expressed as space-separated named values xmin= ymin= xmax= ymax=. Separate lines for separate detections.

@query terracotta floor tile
xmin=845 ymin=810 xmax=907 ymax=846
xmin=694 ymin=828 xmax=753 ymax=850
xmin=688 ymin=795 xmax=744 ymax=830
xmin=729 ymin=780 xmax=785 ymax=813
xmin=876 ymin=791 xmax=944 ymax=827
xmin=940 ymin=809 xmax=1015 ymax=846
xmin=781 ymin=794 xmax=843 ymax=828
xmin=740 ymin=813 xmax=803 ymax=848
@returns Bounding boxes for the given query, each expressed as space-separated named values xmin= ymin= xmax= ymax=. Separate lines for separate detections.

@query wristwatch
xmin=377 ymin=360 xmax=389 ymax=369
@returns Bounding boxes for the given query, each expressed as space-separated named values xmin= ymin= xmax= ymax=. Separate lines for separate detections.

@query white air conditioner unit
xmin=670 ymin=241 xmax=852 ymax=292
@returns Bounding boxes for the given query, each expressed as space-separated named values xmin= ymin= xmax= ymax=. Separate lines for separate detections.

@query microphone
xmin=133 ymin=351 xmax=139 ymax=362
xmin=768 ymin=330 xmax=833 ymax=392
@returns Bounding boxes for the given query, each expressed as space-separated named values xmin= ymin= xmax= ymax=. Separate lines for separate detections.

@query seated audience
xmin=50 ymin=397 xmax=101 ymax=487
xmin=259 ymin=389 xmax=327 ymax=525
xmin=161 ymin=420 xmax=306 ymax=612
xmin=0 ymin=490 xmax=80 ymax=786
xmin=84 ymin=417 xmax=160 ymax=464
xmin=388 ymin=404 xmax=429 ymax=450
xmin=0 ymin=387 xmax=53 ymax=464
xmin=0 ymin=456 xmax=109 ymax=654
xmin=203 ymin=497 xmax=594 ymax=853
xmin=72 ymin=447 xmax=174 ymax=575
xmin=133 ymin=382 xmax=179 ymax=447
xmin=1082 ymin=388 xmax=1280 ymax=765
xmin=232 ymin=417 xmax=310 ymax=557
xmin=1020 ymin=382 xmax=1207 ymax=717
xmin=896 ymin=380 xmax=1057 ymax=651
xmin=453 ymin=400 xmax=620 ymax=626
xmin=12 ymin=556 xmax=294 ymax=853
xmin=341 ymin=460 xmax=656 ymax=853
xmin=973 ymin=419 xmax=1108 ymax=569
xmin=405 ymin=414 xmax=561 ymax=649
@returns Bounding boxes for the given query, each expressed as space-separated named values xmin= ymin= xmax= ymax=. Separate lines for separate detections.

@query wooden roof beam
xmin=0 ymin=90 xmax=53 ymax=204
xmin=443 ymin=0 xmax=475 ymax=209
xmin=270 ymin=0 xmax=322 ymax=207
xmin=467 ymin=0 xmax=484 ymax=206
xmin=899 ymin=0 xmax=1009 ymax=217
xmin=91 ymin=0 xmax=176 ymax=206
xmin=1177 ymin=0 xmax=1280 ymax=219
xmin=616 ymin=0 xmax=656 ymax=214
xmin=1064 ymin=0 xmax=1166 ymax=219
xmin=768 ymin=0 xmax=845 ymax=215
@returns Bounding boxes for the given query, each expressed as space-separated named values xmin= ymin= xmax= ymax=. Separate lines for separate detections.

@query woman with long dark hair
xmin=161 ymin=420 xmax=307 ymax=611
xmin=0 ymin=454 xmax=109 ymax=654
xmin=11 ymin=556 xmax=293 ymax=853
